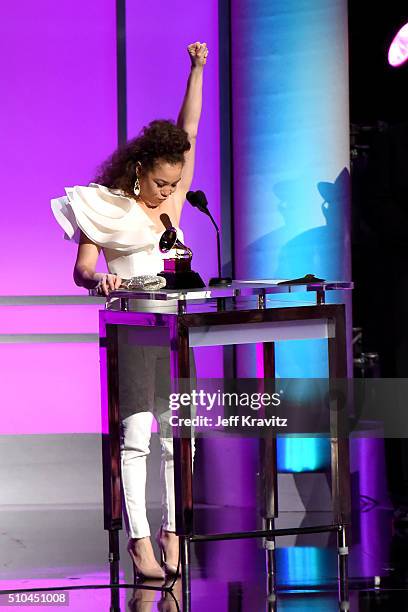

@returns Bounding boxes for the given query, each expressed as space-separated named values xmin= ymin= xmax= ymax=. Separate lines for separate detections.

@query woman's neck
xmin=137 ymin=197 xmax=160 ymax=210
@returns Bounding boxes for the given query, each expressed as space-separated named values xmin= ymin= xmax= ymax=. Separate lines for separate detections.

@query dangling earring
xmin=133 ymin=175 xmax=141 ymax=197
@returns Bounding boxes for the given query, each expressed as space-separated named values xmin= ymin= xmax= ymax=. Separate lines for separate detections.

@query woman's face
xmin=138 ymin=159 xmax=183 ymax=207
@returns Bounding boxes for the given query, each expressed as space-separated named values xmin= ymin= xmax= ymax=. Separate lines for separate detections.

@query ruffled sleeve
xmin=50 ymin=183 xmax=156 ymax=253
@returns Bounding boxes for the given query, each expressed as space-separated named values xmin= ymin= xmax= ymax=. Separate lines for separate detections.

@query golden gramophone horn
xmin=159 ymin=227 xmax=192 ymax=259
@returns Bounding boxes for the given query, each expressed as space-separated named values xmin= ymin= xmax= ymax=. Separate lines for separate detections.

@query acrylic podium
xmin=98 ymin=280 xmax=353 ymax=611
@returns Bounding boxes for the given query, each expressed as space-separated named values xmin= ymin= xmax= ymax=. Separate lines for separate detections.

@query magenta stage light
xmin=388 ymin=22 xmax=408 ymax=66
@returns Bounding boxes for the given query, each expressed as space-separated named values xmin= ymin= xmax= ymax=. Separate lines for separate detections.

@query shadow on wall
xmin=239 ymin=167 xmax=350 ymax=281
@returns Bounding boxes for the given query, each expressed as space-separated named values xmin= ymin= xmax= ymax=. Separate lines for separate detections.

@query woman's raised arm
xmin=176 ymin=42 xmax=208 ymax=203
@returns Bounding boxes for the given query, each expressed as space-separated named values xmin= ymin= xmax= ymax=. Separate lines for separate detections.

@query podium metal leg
xmin=109 ymin=589 xmax=120 ymax=612
xmin=328 ymin=305 xmax=351 ymax=608
xmin=328 ymin=306 xmax=351 ymax=524
xmin=337 ymin=524 xmax=349 ymax=609
xmin=261 ymin=440 xmax=278 ymax=586
xmin=100 ymin=322 xmax=123 ymax=586
xmin=265 ymin=518 xmax=277 ymax=593
xmin=108 ymin=530 xmax=120 ymax=585
xmin=169 ymin=317 xmax=194 ymax=610
xmin=261 ymin=342 xmax=278 ymax=590
xmin=181 ymin=536 xmax=191 ymax=612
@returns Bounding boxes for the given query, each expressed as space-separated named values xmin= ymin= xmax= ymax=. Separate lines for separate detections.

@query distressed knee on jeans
xmin=160 ymin=437 xmax=196 ymax=462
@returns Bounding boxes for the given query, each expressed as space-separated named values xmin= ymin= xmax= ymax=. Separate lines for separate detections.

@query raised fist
xmin=187 ymin=41 xmax=209 ymax=67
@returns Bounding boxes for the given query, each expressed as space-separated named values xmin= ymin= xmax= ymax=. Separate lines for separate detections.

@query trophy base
xmin=158 ymin=270 xmax=206 ymax=289
xmin=209 ymin=276 xmax=233 ymax=287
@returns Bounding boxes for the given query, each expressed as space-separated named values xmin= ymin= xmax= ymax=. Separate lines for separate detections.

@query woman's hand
xmin=94 ymin=273 xmax=122 ymax=296
xmin=187 ymin=42 xmax=209 ymax=68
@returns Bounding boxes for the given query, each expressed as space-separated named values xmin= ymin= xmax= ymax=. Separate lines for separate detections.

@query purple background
xmin=1 ymin=1 xmax=222 ymax=434
xmin=0 ymin=0 xmax=118 ymax=296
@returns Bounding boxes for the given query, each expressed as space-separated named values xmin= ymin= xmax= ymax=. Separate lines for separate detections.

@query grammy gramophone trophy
xmin=158 ymin=215 xmax=205 ymax=289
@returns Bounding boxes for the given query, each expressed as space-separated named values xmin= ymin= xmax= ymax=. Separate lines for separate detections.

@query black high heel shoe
xmin=155 ymin=527 xmax=180 ymax=577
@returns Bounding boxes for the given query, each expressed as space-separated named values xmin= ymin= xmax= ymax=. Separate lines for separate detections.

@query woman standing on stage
xmin=51 ymin=41 xmax=208 ymax=580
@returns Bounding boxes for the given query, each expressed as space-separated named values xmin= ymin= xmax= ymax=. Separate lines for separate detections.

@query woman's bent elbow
xmin=73 ymin=267 xmax=87 ymax=288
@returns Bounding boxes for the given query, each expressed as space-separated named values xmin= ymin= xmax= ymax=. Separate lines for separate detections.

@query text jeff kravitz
xmin=169 ymin=415 xmax=288 ymax=428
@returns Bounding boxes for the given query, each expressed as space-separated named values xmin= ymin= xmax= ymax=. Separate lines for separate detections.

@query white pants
xmin=117 ymin=334 xmax=196 ymax=539
xmin=121 ymin=409 xmax=195 ymax=539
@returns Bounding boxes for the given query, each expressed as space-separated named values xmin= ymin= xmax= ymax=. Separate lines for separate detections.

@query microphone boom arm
xmin=186 ymin=190 xmax=232 ymax=287
xmin=206 ymin=210 xmax=222 ymax=280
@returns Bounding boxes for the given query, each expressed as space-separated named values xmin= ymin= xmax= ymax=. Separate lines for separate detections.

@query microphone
xmin=186 ymin=190 xmax=209 ymax=214
xmin=186 ymin=190 xmax=232 ymax=287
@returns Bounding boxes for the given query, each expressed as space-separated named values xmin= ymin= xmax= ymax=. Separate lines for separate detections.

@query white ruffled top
xmin=51 ymin=183 xmax=184 ymax=279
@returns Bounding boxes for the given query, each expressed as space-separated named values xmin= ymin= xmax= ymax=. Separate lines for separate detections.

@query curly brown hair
xmin=94 ymin=120 xmax=191 ymax=198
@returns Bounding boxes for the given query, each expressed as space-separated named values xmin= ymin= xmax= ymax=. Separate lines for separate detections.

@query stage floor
xmin=1 ymin=505 xmax=407 ymax=611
